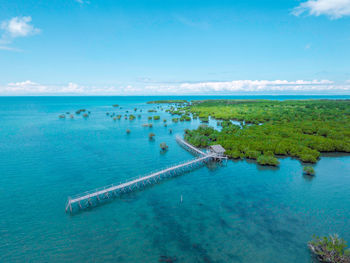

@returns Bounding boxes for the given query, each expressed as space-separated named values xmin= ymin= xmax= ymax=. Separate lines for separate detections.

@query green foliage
xmin=160 ymin=142 xmax=168 ymax=150
xmin=129 ymin=115 xmax=135 ymax=120
xmin=182 ymin=100 xmax=350 ymax=166
xmin=147 ymin=100 xmax=187 ymax=104
xmin=257 ymin=155 xmax=279 ymax=166
xmin=180 ymin=115 xmax=191 ymax=121
xmin=149 ymin=133 xmax=155 ymax=140
xmin=303 ymin=166 xmax=315 ymax=175
xmin=308 ymin=234 xmax=350 ymax=263
xmin=153 ymin=115 xmax=160 ymax=120
xmin=76 ymin=109 xmax=86 ymax=115
xmin=246 ymin=150 xmax=260 ymax=160
xmin=148 ymin=109 xmax=157 ymax=113
xmin=172 ymin=118 xmax=179 ymax=123
xmin=148 ymin=116 xmax=152 ymax=120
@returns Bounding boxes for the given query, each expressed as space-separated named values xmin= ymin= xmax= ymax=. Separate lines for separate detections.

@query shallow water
xmin=0 ymin=96 xmax=349 ymax=263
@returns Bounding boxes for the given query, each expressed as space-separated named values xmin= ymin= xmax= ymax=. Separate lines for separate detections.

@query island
xmin=173 ymin=99 xmax=350 ymax=166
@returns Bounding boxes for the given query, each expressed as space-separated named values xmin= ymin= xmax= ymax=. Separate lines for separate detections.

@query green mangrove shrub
xmin=303 ymin=166 xmax=315 ymax=176
xmin=76 ymin=109 xmax=86 ymax=115
xmin=160 ymin=142 xmax=168 ymax=151
xmin=257 ymin=155 xmax=279 ymax=166
xmin=308 ymin=234 xmax=350 ymax=263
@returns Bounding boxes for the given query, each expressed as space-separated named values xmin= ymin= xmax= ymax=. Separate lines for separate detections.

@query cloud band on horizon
xmin=1 ymin=79 xmax=350 ymax=95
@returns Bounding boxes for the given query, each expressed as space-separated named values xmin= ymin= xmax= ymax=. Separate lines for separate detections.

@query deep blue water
xmin=0 ymin=96 xmax=349 ymax=263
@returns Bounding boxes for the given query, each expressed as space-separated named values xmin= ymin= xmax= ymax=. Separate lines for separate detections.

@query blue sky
xmin=0 ymin=0 xmax=350 ymax=95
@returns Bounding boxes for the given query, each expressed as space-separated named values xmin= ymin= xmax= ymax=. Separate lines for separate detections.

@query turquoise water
xmin=0 ymin=96 xmax=350 ymax=263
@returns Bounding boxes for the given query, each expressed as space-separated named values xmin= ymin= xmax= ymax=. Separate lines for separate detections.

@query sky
xmin=0 ymin=0 xmax=350 ymax=95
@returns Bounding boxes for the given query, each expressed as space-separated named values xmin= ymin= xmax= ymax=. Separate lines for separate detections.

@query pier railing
xmin=65 ymin=137 xmax=222 ymax=213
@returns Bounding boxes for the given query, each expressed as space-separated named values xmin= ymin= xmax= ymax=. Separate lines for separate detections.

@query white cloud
xmin=292 ymin=0 xmax=350 ymax=19
xmin=1 ymin=79 xmax=350 ymax=95
xmin=149 ymin=80 xmax=344 ymax=94
xmin=0 ymin=81 xmax=137 ymax=95
xmin=173 ymin=80 xmax=341 ymax=93
xmin=0 ymin=16 xmax=40 ymax=50
xmin=0 ymin=45 xmax=22 ymax=52
xmin=1 ymin=16 xmax=40 ymax=38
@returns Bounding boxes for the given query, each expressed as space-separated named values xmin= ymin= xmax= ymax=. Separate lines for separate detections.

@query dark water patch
xmin=226 ymin=252 xmax=243 ymax=263
xmin=257 ymin=164 xmax=280 ymax=172
xmin=218 ymin=217 xmax=232 ymax=232
xmin=321 ymin=152 xmax=350 ymax=157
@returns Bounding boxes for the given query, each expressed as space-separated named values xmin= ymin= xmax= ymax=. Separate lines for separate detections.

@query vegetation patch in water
xmin=308 ymin=234 xmax=350 ymax=263
xmin=160 ymin=142 xmax=168 ymax=151
xmin=75 ymin=109 xmax=86 ymax=115
xmin=147 ymin=100 xmax=187 ymax=104
xmin=182 ymin=100 xmax=350 ymax=166
xmin=303 ymin=166 xmax=315 ymax=176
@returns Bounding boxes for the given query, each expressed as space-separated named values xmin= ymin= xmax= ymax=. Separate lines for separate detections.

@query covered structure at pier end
xmin=209 ymin=145 xmax=226 ymax=157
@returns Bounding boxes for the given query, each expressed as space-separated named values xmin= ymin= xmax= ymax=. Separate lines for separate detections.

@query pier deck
xmin=66 ymin=137 xmax=225 ymax=213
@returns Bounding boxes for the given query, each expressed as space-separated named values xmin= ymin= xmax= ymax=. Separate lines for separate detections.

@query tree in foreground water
xmin=308 ymin=234 xmax=350 ymax=263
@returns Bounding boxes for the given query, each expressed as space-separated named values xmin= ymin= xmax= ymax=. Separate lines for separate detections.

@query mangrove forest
xmin=182 ymin=99 xmax=350 ymax=166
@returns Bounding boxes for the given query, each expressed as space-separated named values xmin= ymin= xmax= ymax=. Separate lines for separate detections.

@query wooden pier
xmin=65 ymin=137 xmax=225 ymax=213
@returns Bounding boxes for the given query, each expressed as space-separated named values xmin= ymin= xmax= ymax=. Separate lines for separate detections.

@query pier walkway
xmin=175 ymin=135 xmax=207 ymax=156
xmin=66 ymin=137 xmax=224 ymax=213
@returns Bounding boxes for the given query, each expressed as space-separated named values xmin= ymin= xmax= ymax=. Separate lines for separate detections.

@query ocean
xmin=0 ymin=96 xmax=349 ymax=263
